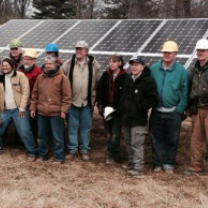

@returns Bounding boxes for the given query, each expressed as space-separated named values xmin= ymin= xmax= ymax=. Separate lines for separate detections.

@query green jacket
xmin=150 ymin=61 xmax=189 ymax=114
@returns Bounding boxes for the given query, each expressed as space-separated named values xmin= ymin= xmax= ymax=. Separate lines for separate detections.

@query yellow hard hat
xmin=23 ymin=48 xmax=37 ymax=59
xmin=161 ymin=41 xmax=178 ymax=52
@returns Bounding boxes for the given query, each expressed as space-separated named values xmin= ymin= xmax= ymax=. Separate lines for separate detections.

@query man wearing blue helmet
xmin=42 ymin=43 xmax=63 ymax=69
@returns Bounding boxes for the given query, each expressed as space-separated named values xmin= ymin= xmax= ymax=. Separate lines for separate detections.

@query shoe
xmin=27 ymin=155 xmax=36 ymax=162
xmin=105 ymin=158 xmax=118 ymax=165
xmin=122 ymin=163 xmax=134 ymax=170
xmin=153 ymin=166 xmax=163 ymax=173
xmin=81 ymin=153 xmax=90 ymax=161
xmin=184 ymin=169 xmax=204 ymax=176
xmin=128 ymin=169 xmax=143 ymax=176
xmin=53 ymin=159 xmax=64 ymax=164
xmin=65 ymin=153 xmax=76 ymax=160
xmin=36 ymin=156 xmax=46 ymax=162
xmin=164 ymin=169 xmax=174 ymax=174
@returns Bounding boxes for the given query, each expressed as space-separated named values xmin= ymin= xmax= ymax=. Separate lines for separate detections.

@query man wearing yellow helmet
xmin=149 ymin=40 xmax=189 ymax=174
xmin=9 ymin=39 xmax=23 ymax=70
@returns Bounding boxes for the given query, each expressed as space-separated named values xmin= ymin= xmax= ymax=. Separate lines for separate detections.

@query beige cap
xmin=75 ymin=41 xmax=89 ymax=49
xmin=23 ymin=48 xmax=37 ymax=59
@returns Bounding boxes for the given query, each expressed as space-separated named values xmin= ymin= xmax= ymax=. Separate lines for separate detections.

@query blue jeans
xmin=104 ymin=116 xmax=121 ymax=162
xmin=0 ymin=108 xmax=36 ymax=155
xmin=149 ymin=110 xmax=181 ymax=169
xmin=37 ymin=115 xmax=64 ymax=161
xmin=67 ymin=104 xmax=92 ymax=154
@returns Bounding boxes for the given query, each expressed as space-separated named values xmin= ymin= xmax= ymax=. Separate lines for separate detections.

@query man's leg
xmin=149 ymin=110 xmax=165 ymax=167
xmin=0 ymin=110 xmax=13 ymax=151
xmin=67 ymin=105 xmax=79 ymax=154
xmin=163 ymin=111 xmax=181 ymax=171
xmin=13 ymin=108 xmax=36 ymax=156
xmin=79 ymin=105 xmax=92 ymax=154
xmin=37 ymin=115 xmax=49 ymax=159
xmin=50 ymin=116 xmax=65 ymax=162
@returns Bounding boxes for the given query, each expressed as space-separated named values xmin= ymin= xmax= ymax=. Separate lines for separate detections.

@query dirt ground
xmin=0 ymin=111 xmax=208 ymax=208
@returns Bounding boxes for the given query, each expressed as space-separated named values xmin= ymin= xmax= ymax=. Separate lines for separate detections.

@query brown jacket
xmin=0 ymin=70 xmax=30 ymax=112
xmin=30 ymin=69 xmax=71 ymax=116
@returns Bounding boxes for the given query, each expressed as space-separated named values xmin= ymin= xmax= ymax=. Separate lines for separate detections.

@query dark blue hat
xmin=129 ymin=57 xmax=145 ymax=65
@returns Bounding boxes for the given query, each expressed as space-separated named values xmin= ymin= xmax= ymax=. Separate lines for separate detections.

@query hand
xmin=61 ymin=112 xmax=65 ymax=119
xmin=30 ymin=110 xmax=36 ymax=118
xmin=98 ymin=105 xmax=104 ymax=117
xmin=19 ymin=111 xmax=25 ymax=118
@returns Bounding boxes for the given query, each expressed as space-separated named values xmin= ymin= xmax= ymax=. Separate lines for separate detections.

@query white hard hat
xmin=104 ymin=107 xmax=116 ymax=121
xmin=195 ymin=39 xmax=208 ymax=50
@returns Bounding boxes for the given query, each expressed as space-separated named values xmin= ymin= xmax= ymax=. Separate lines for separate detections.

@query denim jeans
xmin=104 ymin=116 xmax=122 ymax=162
xmin=37 ymin=115 xmax=64 ymax=161
xmin=149 ymin=110 xmax=181 ymax=169
xmin=0 ymin=108 xmax=36 ymax=155
xmin=123 ymin=125 xmax=146 ymax=170
xmin=67 ymin=104 xmax=92 ymax=154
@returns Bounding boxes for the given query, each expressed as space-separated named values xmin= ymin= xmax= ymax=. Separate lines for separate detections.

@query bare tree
xmin=13 ymin=0 xmax=31 ymax=19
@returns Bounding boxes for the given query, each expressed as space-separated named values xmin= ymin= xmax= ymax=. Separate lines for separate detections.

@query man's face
xmin=2 ymin=62 xmax=12 ymax=74
xmin=130 ymin=62 xmax=144 ymax=75
xmin=22 ymin=56 xmax=35 ymax=67
xmin=196 ymin=49 xmax=208 ymax=61
xmin=162 ymin=52 xmax=177 ymax=63
xmin=10 ymin=47 xmax=22 ymax=58
xmin=75 ymin=47 xmax=87 ymax=60
xmin=109 ymin=59 xmax=121 ymax=71
xmin=45 ymin=60 xmax=56 ymax=70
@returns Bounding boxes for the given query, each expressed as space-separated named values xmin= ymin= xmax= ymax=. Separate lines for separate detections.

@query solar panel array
xmin=0 ymin=19 xmax=207 ymax=70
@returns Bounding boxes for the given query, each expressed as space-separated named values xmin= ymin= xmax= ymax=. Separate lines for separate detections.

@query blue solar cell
xmin=93 ymin=20 xmax=162 ymax=52
xmin=142 ymin=20 xmax=208 ymax=54
xmin=0 ymin=20 xmax=40 ymax=47
xmin=56 ymin=20 xmax=117 ymax=50
xmin=20 ymin=20 xmax=77 ymax=48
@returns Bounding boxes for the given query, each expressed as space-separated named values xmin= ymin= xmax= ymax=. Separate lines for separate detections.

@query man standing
xmin=19 ymin=49 xmax=42 ymax=140
xmin=185 ymin=39 xmax=208 ymax=175
xmin=0 ymin=57 xmax=36 ymax=159
xmin=150 ymin=41 xmax=189 ymax=174
xmin=19 ymin=48 xmax=42 ymax=94
xmin=9 ymin=39 xmax=23 ymax=70
xmin=61 ymin=41 xmax=101 ymax=161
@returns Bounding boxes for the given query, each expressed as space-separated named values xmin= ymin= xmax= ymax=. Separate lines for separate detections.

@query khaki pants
xmin=190 ymin=108 xmax=208 ymax=171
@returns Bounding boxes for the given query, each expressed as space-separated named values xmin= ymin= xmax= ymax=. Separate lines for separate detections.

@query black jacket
xmin=120 ymin=66 xmax=158 ymax=126
xmin=96 ymin=68 xmax=127 ymax=109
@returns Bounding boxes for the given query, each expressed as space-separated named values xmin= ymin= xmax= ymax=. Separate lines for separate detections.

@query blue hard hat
xmin=45 ymin=43 xmax=59 ymax=52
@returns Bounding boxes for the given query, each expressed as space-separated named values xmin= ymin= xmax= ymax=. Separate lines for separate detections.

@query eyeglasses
xmin=10 ymin=47 xmax=19 ymax=51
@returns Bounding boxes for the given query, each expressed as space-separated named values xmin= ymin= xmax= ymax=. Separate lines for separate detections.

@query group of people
xmin=0 ymin=37 xmax=207 ymax=176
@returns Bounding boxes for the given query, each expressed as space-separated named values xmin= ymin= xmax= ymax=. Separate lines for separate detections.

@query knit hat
xmin=2 ymin=58 xmax=15 ymax=70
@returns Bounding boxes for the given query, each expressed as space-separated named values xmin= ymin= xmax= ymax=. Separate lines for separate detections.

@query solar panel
xmin=93 ymin=54 xmax=133 ymax=71
xmin=142 ymin=20 xmax=208 ymax=54
xmin=0 ymin=20 xmax=41 ymax=47
xmin=93 ymin=20 xmax=162 ymax=52
xmin=135 ymin=56 xmax=188 ymax=67
xmin=36 ymin=52 xmax=72 ymax=67
xmin=20 ymin=20 xmax=78 ymax=48
xmin=0 ymin=50 xmax=10 ymax=59
xmin=188 ymin=58 xmax=197 ymax=70
xmin=56 ymin=20 xmax=117 ymax=50
xmin=0 ymin=19 xmax=207 ymax=70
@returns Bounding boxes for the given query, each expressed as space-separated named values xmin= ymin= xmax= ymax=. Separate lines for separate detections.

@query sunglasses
xmin=10 ymin=47 xmax=19 ymax=51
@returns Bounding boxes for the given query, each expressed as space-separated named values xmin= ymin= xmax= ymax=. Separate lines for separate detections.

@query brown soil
xmin=0 ymin=109 xmax=208 ymax=208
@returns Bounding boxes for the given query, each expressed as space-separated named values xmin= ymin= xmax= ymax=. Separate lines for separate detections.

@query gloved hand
xmin=98 ymin=105 xmax=104 ymax=117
